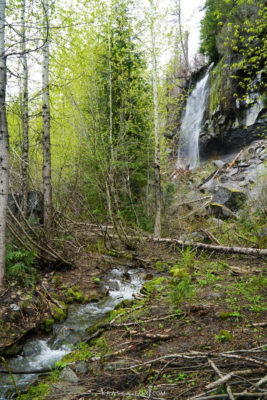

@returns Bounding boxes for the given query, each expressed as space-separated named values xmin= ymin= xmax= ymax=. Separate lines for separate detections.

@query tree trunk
xmin=42 ymin=0 xmax=52 ymax=230
xmin=150 ymin=0 xmax=161 ymax=238
xmin=0 ymin=0 xmax=9 ymax=288
xmin=21 ymin=0 xmax=29 ymax=217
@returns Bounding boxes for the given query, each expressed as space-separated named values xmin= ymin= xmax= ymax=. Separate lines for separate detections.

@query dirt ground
xmin=0 ymin=239 xmax=266 ymax=399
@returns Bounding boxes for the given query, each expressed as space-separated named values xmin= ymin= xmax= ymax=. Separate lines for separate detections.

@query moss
xmin=219 ymin=311 xmax=230 ymax=320
xmin=0 ymin=343 xmax=23 ymax=358
xmin=65 ymin=287 xmax=88 ymax=304
xmin=40 ymin=318 xmax=55 ymax=333
xmin=219 ymin=329 xmax=233 ymax=342
xmin=53 ymin=305 xmax=67 ymax=323
xmin=209 ymin=57 xmax=232 ymax=116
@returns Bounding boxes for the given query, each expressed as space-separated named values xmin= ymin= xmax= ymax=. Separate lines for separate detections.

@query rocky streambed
xmin=0 ymin=266 xmax=146 ymax=399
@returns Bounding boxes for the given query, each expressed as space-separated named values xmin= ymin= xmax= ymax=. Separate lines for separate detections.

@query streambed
xmin=0 ymin=266 xmax=145 ymax=399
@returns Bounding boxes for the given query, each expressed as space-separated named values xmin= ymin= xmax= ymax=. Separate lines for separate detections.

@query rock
xmin=201 ymin=179 xmax=217 ymax=193
xmin=209 ymin=203 xmax=238 ymax=220
xmin=213 ymin=160 xmax=225 ymax=169
xmin=75 ymin=361 xmax=88 ymax=375
xmin=191 ymin=231 xmax=205 ymax=242
xmin=212 ymin=185 xmax=247 ymax=211
xmin=59 ymin=367 xmax=79 ymax=383
xmin=10 ymin=304 xmax=20 ymax=311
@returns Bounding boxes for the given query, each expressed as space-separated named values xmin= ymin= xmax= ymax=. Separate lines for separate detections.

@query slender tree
xmin=150 ymin=0 xmax=161 ymax=238
xmin=0 ymin=0 xmax=9 ymax=288
xmin=20 ymin=0 xmax=29 ymax=216
xmin=42 ymin=0 xmax=52 ymax=230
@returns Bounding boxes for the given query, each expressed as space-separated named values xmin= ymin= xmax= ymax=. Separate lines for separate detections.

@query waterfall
xmin=177 ymin=67 xmax=211 ymax=170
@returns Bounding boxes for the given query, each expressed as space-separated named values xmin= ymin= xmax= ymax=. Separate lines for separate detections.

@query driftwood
xmin=208 ymin=359 xmax=235 ymax=400
xmin=128 ymin=330 xmax=175 ymax=341
xmin=206 ymin=368 xmax=265 ymax=389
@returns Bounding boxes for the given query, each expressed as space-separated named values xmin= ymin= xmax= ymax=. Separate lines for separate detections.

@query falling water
xmin=177 ymin=67 xmax=211 ymax=170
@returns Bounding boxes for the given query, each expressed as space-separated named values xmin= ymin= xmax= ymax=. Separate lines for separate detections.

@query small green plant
xmin=169 ymin=276 xmax=195 ymax=310
xmin=21 ymin=382 xmax=50 ymax=400
xmin=6 ymin=244 xmax=37 ymax=286
xmin=180 ymin=247 xmax=196 ymax=269
xmin=93 ymin=277 xmax=101 ymax=284
xmin=215 ymin=329 xmax=233 ymax=342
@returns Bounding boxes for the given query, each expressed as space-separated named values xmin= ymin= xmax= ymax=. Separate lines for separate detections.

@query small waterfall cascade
xmin=177 ymin=67 xmax=211 ymax=170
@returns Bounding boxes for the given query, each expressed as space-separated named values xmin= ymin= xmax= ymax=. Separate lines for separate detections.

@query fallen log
xmin=106 ymin=233 xmax=267 ymax=256
xmin=0 ymin=368 xmax=51 ymax=374
xmin=151 ymin=237 xmax=267 ymax=256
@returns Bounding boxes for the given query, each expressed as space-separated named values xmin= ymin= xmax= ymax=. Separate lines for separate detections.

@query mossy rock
xmin=0 ymin=342 xmax=24 ymax=358
xmin=219 ymin=329 xmax=233 ymax=342
xmin=218 ymin=311 xmax=230 ymax=320
xmin=212 ymin=186 xmax=247 ymax=211
xmin=209 ymin=203 xmax=238 ymax=219
xmin=40 ymin=318 xmax=55 ymax=333
xmin=65 ymin=288 xmax=88 ymax=304
xmin=53 ymin=305 xmax=67 ymax=323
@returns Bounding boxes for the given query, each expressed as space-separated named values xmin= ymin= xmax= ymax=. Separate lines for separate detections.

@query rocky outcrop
xmin=200 ymin=139 xmax=267 ymax=218
xmin=199 ymin=62 xmax=266 ymax=158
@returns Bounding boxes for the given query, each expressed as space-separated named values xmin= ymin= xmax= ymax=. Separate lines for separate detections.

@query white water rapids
xmin=177 ymin=68 xmax=211 ymax=170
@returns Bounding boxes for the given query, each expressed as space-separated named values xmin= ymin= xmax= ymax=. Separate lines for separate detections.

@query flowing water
xmin=0 ymin=267 xmax=145 ymax=399
xmin=177 ymin=68 xmax=211 ymax=170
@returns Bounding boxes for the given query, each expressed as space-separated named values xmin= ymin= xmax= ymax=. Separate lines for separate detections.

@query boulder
xmin=59 ymin=367 xmax=79 ymax=383
xmin=209 ymin=203 xmax=238 ymax=220
xmin=212 ymin=186 xmax=247 ymax=211
xmin=75 ymin=361 xmax=88 ymax=375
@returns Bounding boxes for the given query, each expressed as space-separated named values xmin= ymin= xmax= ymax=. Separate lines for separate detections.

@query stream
xmin=0 ymin=266 xmax=145 ymax=399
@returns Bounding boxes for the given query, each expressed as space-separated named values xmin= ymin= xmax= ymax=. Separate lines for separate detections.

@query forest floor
xmin=12 ymin=241 xmax=266 ymax=400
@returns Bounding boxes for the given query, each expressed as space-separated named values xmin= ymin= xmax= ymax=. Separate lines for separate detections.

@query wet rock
xmin=75 ymin=361 xmax=88 ymax=375
xmin=60 ymin=367 xmax=79 ymax=383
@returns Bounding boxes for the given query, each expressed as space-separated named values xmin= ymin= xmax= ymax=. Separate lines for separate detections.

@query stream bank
xmin=0 ymin=263 xmax=147 ymax=399
xmin=19 ymin=245 xmax=266 ymax=400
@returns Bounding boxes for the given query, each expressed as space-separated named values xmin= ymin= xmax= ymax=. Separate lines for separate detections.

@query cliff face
xmin=198 ymin=59 xmax=266 ymax=159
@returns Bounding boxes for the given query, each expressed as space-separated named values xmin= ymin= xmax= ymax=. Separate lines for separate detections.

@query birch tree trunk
xmin=0 ymin=0 xmax=9 ymax=288
xmin=42 ymin=0 xmax=52 ymax=230
xmin=150 ymin=0 xmax=161 ymax=238
xmin=21 ymin=0 xmax=29 ymax=216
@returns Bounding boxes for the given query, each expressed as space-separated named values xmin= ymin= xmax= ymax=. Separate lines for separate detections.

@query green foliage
xmin=169 ymin=276 xmax=195 ymax=311
xmin=215 ymin=329 xmax=233 ymax=342
xmin=141 ymin=277 xmax=167 ymax=297
xmin=6 ymin=245 xmax=38 ymax=286
xmin=65 ymin=287 xmax=88 ymax=304
xmin=200 ymin=0 xmax=266 ymax=98
xmin=21 ymin=382 xmax=50 ymax=400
